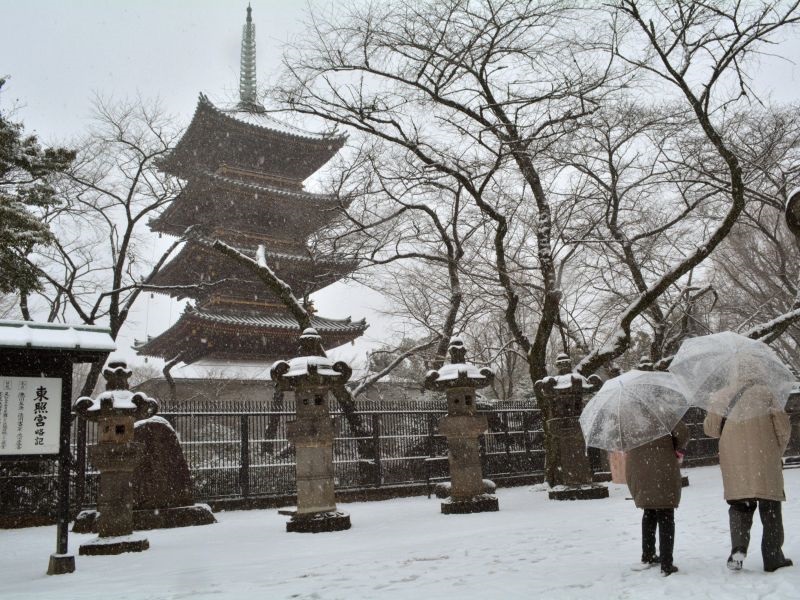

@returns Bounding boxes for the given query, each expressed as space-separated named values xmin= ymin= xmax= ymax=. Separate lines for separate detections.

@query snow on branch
xmin=653 ymin=307 xmax=800 ymax=371
xmin=744 ymin=306 xmax=800 ymax=342
xmin=210 ymin=240 xmax=311 ymax=330
xmin=351 ymin=337 xmax=438 ymax=397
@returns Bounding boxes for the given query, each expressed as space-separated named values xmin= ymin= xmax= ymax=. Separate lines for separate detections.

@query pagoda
xmin=137 ymin=5 xmax=367 ymax=367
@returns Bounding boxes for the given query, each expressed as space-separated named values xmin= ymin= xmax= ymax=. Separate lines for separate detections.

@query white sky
xmin=1 ymin=1 xmax=799 ymax=375
xmin=2 ymin=1 xmax=313 ymax=139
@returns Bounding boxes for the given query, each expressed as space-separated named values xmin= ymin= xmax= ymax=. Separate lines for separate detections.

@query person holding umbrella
xmin=703 ymin=357 xmax=793 ymax=572
xmin=626 ymin=418 xmax=688 ymax=576
xmin=670 ymin=332 xmax=795 ymax=573
xmin=580 ymin=369 xmax=690 ymax=576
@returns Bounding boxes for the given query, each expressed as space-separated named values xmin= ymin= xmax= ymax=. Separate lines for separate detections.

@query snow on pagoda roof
xmin=190 ymin=306 xmax=367 ymax=333
xmin=0 ymin=319 xmax=116 ymax=352
xmin=204 ymin=171 xmax=338 ymax=202
xmin=201 ymin=94 xmax=346 ymax=144
xmin=159 ymin=239 xmax=352 ymax=268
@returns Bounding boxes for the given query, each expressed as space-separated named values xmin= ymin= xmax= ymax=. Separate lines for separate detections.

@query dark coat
xmin=626 ymin=422 xmax=689 ymax=510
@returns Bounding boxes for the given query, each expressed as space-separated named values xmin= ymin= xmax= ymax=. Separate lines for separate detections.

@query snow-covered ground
xmin=2 ymin=466 xmax=799 ymax=599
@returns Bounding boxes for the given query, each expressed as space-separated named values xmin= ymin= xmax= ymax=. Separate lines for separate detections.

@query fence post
xmin=426 ymin=412 xmax=437 ymax=498
xmin=240 ymin=414 xmax=250 ymax=498
xmin=479 ymin=433 xmax=487 ymax=476
xmin=503 ymin=411 xmax=512 ymax=454
xmin=522 ymin=410 xmax=533 ymax=460
xmin=371 ymin=413 xmax=382 ymax=488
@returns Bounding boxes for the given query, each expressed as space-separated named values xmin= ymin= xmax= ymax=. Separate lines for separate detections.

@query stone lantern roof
xmin=73 ymin=358 xmax=158 ymax=421
xmin=269 ymin=328 xmax=352 ymax=389
xmin=537 ymin=352 xmax=602 ymax=393
xmin=424 ymin=337 xmax=494 ymax=391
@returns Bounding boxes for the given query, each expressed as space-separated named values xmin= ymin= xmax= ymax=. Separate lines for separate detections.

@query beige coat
xmin=703 ymin=384 xmax=791 ymax=502
xmin=626 ymin=422 xmax=689 ymax=510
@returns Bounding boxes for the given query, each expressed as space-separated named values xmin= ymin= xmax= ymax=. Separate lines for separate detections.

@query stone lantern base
xmin=441 ymin=493 xmax=499 ymax=515
xmin=286 ymin=511 xmax=351 ymax=533
xmin=548 ymin=483 xmax=609 ymax=501
xmin=78 ymin=535 xmax=150 ymax=556
xmin=47 ymin=553 xmax=75 ymax=575
xmin=73 ymin=504 xmax=216 ymax=533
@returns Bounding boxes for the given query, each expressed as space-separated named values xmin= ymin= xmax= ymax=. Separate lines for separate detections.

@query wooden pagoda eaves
xmin=135 ymin=306 xmax=367 ymax=364
xmin=160 ymin=94 xmax=347 ymax=183
xmin=148 ymin=170 xmax=344 ymax=238
xmin=145 ymin=240 xmax=357 ymax=302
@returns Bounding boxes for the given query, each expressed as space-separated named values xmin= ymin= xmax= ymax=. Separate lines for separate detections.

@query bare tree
xmin=22 ymin=96 xmax=184 ymax=395
xmin=319 ymin=139 xmax=492 ymax=367
xmin=276 ymin=0 xmax=618 ymax=383
xmin=551 ymin=101 xmax=730 ymax=361
xmin=704 ymin=107 xmax=800 ymax=367
xmin=576 ymin=0 xmax=800 ymax=375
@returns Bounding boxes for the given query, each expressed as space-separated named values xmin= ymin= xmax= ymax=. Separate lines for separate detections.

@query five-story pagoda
xmin=137 ymin=5 xmax=367 ymax=367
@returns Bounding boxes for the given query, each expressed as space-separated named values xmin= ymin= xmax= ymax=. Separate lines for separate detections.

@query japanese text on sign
xmin=0 ymin=377 xmax=62 ymax=455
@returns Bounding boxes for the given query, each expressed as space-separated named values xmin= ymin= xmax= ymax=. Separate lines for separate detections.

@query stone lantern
xmin=636 ymin=355 xmax=654 ymax=371
xmin=73 ymin=359 xmax=157 ymax=555
xmin=270 ymin=328 xmax=352 ymax=533
xmin=423 ymin=337 xmax=499 ymax=514
xmin=534 ymin=353 xmax=608 ymax=500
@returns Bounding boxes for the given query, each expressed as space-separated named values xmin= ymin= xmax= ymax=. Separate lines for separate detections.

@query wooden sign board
xmin=0 ymin=376 xmax=63 ymax=456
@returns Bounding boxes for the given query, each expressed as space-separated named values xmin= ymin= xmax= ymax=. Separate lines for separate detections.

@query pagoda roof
xmin=190 ymin=307 xmax=365 ymax=331
xmin=149 ymin=171 xmax=342 ymax=238
xmin=214 ymin=100 xmax=337 ymax=141
xmin=136 ymin=305 xmax=367 ymax=364
xmin=205 ymin=171 xmax=338 ymax=203
xmin=147 ymin=240 xmax=356 ymax=301
xmin=160 ymin=94 xmax=346 ymax=182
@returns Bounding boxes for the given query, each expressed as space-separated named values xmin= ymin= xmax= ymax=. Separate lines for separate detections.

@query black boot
xmin=728 ymin=500 xmax=756 ymax=570
xmin=760 ymin=500 xmax=791 ymax=572
xmin=727 ymin=548 xmax=746 ymax=571
xmin=658 ymin=509 xmax=676 ymax=577
xmin=660 ymin=564 xmax=679 ymax=577
xmin=631 ymin=554 xmax=660 ymax=571
xmin=764 ymin=558 xmax=793 ymax=573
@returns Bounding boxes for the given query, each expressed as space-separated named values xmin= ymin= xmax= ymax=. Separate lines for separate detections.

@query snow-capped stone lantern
xmin=72 ymin=359 xmax=157 ymax=555
xmin=423 ymin=337 xmax=499 ymax=514
xmin=270 ymin=328 xmax=352 ymax=533
xmin=636 ymin=355 xmax=654 ymax=371
xmin=534 ymin=353 xmax=608 ymax=500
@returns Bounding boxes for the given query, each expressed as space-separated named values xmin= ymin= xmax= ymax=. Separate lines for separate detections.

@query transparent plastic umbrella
xmin=668 ymin=331 xmax=795 ymax=420
xmin=579 ymin=370 xmax=690 ymax=452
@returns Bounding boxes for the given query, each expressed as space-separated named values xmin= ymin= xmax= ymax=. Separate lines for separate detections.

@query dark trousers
xmin=728 ymin=499 xmax=786 ymax=569
xmin=642 ymin=508 xmax=675 ymax=567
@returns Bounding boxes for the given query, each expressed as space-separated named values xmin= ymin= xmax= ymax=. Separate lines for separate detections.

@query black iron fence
xmin=130 ymin=399 xmax=546 ymax=501
xmin=1 ymin=397 xmax=732 ymax=525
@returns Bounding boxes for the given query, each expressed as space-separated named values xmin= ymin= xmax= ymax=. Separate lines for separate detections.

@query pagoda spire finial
xmin=239 ymin=4 xmax=259 ymax=110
